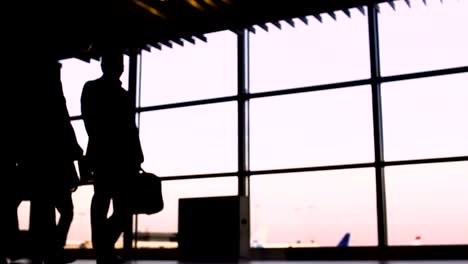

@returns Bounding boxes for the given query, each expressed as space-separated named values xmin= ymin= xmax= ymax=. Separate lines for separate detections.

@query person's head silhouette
xmin=100 ymin=49 xmax=123 ymax=79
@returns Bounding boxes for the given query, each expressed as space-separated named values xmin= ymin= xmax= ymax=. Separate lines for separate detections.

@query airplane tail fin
xmin=337 ymin=233 xmax=350 ymax=247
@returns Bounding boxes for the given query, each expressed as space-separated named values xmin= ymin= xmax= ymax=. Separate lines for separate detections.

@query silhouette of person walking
xmin=0 ymin=155 xmax=21 ymax=263
xmin=2 ymin=53 xmax=29 ymax=264
xmin=81 ymin=49 xmax=143 ymax=264
xmin=51 ymin=62 xmax=83 ymax=262
xmin=13 ymin=55 xmax=83 ymax=264
xmin=53 ymin=160 xmax=80 ymax=259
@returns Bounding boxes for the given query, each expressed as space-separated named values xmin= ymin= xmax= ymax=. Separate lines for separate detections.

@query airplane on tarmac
xmin=251 ymin=232 xmax=351 ymax=248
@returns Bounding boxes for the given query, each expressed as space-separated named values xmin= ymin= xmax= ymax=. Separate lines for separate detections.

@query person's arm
xmin=64 ymin=103 xmax=83 ymax=160
xmin=81 ymin=82 xmax=99 ymax=138
xmin=56 ymin=77 xmax=83 ymax=160
xmin=125 ymin=89 xmax=145 ymax=165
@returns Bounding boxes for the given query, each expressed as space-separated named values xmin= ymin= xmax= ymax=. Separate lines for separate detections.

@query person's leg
xmin=7 ymin=198 xmax=22 ymax=261
xmin=107 ymin=190 xmax=132 ymax=247
xmin=52 ymin=191 xmax=78 ymax=264
xmin=91 ymin=184 xmax=112 ymax=258
xmin=99 ymin=191 xmax=129 ymax=264
xmin=1 ymin=162 xmax=22 ymax=262
xmin=55 ymin=191 xmax=74 ymax=250
xmin=29 ymin=194 xmax=56 ymax=263
xmin=0 ymin=195 xmax=20 ymax=262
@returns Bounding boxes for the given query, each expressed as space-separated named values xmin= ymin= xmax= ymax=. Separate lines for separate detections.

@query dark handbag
xmin=128 ymin=170 xmax=164 ymax=215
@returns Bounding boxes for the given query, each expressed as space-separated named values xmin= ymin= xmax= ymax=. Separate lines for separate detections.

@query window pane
xmin=378 ymin=0 xmax=468 ymax=76
xmin=250 ymin=86 xmax=374 ymax=170
xmin=140 ymin=30 xmax=237 ymax=107
xmin=65 ymin=185 xmax=94 ymax=248
xmin=382 ymin=73 xmax=468 ymax=161
xmin=61 ymin=56 xmax=130 ymax=117
xmin=250 ymin=9 xmax=370 ymax=93
xmin=386 ymin=162 xmax=468 ymax=245
xmin=250 ymin=169 xmax=378 ymax=247
xmin=135 ymin=177 xmax=238 ymax=248
xmin=140 ymin=102 xmax=237 ymax=176
xmin=17 ymin=201 xmax=30 ymax=231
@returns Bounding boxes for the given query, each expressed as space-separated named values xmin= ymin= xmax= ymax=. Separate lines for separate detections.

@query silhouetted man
xmin=0 ymin=163 xmax=21 ymax=263
xmin=51 ymin=63 xmax=83 ymax=263
xmin=14 ymin=56 xmax=83 ymax=264
xmin=81 ymin=49 xmax=143 ymax=264
xmin=2 ymin=52 xmax=26 ymax=264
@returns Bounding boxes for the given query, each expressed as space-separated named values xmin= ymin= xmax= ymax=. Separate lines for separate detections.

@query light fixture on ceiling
xmin=133 ymin=0 xmax=167 ymax=19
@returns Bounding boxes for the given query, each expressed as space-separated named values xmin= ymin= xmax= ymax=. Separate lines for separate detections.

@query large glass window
xmin=135 ymin=177 xmax=238 ymax=248
xmin=139 ymin=102 xmax=237 ymax=176
xmin=250 ymin=8 xmax=370 ymax=93
xmin=250 ymin=169 xmax=378 ymax=247
xmin=61 ymin=56 xmax=130 ymax=117
xmin=250 ymin=86 xmax=374 ymax=171
xmin=140 ymin=30 xmax=237 ymax=107
xmin=382 ymin=73 xmax=468 ymax=161
xmin=378 ymin=0 xmax=468 ymax=76
xmin=385 ymin=161 xmax=468 ymax=246
xmin=42 ymin=1 xmax=468 ymax=252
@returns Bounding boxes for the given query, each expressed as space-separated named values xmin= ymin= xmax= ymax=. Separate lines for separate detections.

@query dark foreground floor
xmin=10 ymin=260 xmax=466 ymax=264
